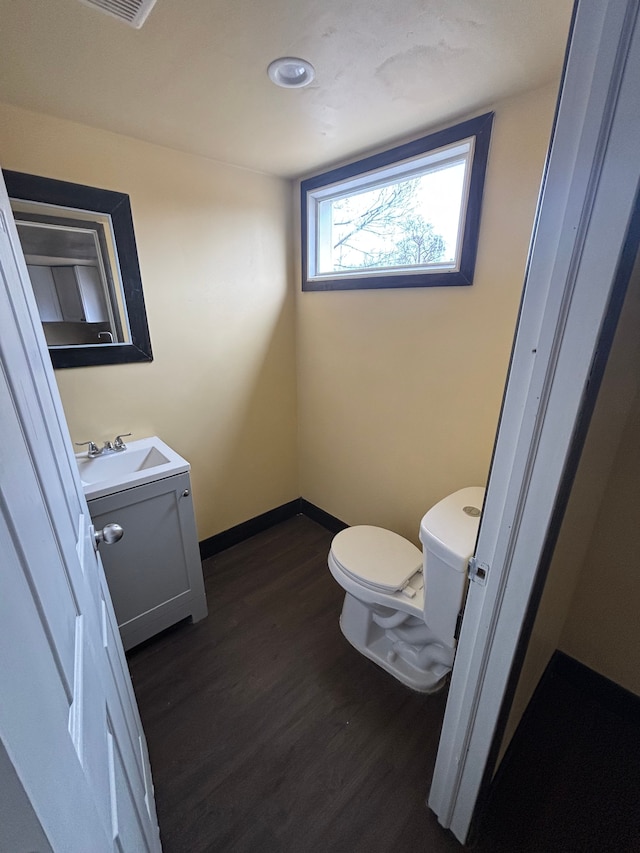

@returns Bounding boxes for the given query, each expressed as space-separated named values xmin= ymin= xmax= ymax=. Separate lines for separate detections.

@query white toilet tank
xmin=419 ymin=486 xmax=485 ymax=647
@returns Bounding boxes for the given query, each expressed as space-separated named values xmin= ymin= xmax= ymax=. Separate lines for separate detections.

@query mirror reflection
xmin=14 ymin=200 xmax=130 ymax=347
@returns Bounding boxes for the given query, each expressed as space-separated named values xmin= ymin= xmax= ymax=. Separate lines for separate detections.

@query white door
xmin=429 ymin=0 xmax=640 ymax=842
xmin=0 ymin=169 xmax=161 ymax=851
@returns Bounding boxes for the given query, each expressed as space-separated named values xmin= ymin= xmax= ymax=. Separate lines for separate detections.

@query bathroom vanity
xmin=77 ymin=436 xmax=208 ymax=650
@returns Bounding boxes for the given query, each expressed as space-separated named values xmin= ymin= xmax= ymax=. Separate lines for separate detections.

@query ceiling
xmin=0 ymin=0 xmax=573 ymax=178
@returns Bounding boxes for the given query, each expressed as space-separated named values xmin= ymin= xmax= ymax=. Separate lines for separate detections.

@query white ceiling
xmin=0 ymin=0 xmax=573 ymax=178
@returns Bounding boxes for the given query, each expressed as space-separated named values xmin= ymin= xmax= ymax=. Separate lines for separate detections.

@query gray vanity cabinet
xmin=88 ymin=471 xmax=208 ymax=650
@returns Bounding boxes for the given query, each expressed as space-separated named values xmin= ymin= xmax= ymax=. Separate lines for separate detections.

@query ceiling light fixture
xmin=267 ymin=57 xmax=315 ymax=89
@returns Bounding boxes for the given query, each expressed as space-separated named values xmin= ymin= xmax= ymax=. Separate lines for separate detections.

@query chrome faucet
xmin=113 ymin=433 xmax=131 ymax=451
xmin=75 ymin=440 xmax=102 ymax=458
xmin=75 ymin=433 xmax=132 ymax=457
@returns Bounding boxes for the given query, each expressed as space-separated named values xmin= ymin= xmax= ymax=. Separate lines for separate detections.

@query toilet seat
xmin=330 ymin=525 xmax=423 ymax=593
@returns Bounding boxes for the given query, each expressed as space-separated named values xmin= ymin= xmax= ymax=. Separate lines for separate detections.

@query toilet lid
xmin=330 ymin=525 xmax=422 ymax=592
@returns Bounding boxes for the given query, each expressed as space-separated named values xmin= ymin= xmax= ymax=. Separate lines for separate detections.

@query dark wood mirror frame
xmin=4 ymin=170 xmax=153 ymax=369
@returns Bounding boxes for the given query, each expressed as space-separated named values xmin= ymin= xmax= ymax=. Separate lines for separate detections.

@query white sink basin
xmin=76 ymin=436 xmax=190 ymax=499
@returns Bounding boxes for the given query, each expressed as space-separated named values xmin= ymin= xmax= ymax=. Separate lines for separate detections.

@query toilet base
xmin=338 ymin=593 xmax=453 ymax=694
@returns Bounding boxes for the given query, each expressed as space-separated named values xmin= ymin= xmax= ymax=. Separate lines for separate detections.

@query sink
xmin=76 ymin=436 xmax=190 ymax=499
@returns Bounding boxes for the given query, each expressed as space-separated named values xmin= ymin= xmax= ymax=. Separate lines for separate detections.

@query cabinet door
xmin=89 ymin=472 xmax=207 ymax=650
xmin=52 ymin=266 xmax=85 ymax=321
xmin=50 ymin=265 xmax=109 ymax=322
xmin=26 ymin=264 xmax=63 ymax=321
xmin=75 ymin=266 xmax=109 ymax=322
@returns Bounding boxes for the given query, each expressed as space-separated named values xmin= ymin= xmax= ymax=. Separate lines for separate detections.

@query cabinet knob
xmin=182 ymin=489 xmax=190 ymax=497
xmin=94 ymin=522 xmax=124 ymax=549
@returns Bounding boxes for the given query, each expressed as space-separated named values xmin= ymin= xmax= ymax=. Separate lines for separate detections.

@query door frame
xmin=429 ymin=0 xmax=640 ymax=842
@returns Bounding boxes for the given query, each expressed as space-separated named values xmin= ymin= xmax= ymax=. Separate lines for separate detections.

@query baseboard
xmin=199 ymin=500 xmax=300 ymax=559
xmin=199 ymin=498 xmax=347 ymax=559
xmin=298 ymin=498 xmax=349 ymax=535
xmin=552 ymin=650 xmax=640 ymax=723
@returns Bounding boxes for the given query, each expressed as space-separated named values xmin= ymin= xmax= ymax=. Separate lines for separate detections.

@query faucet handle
xmin=114 ymin=433 xmax=132 ymax=450
xmin=76 ymin=440 xmax=101 ymax=457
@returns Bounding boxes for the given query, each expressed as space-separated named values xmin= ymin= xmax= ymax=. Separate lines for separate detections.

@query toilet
xmin=328 ymin=486 xmax=484 ymax=693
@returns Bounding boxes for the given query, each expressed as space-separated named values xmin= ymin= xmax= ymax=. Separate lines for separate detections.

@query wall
xmin=1 ymin=82 xmax=558 ymax=546
xmin=498 ymin=252 xmax=640 ymax=761
xmin=560 ymin=388 xmax=640 ymax=696
xmin=0 ymin=102 xmax=298 ymax=541
xmin=296 ymin=83 xmax=559 ymax=542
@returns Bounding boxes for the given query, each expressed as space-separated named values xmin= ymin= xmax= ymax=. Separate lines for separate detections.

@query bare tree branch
xmin=330 ymin=178 xmax=447 ymax=270
xmin=332 ymin=181 xmax=417 ymax=250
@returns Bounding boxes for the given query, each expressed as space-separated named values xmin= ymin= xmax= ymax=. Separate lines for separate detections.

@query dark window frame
xmin=301 ymin=112 xmax=494 ymax=292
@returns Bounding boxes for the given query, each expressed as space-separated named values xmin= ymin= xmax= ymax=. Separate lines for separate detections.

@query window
xmin=301 ymin=112 xmax=493 ymax=291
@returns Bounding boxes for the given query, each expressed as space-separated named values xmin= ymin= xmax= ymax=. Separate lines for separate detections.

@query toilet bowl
xmin=328 ymin=486 xmax=484 ymax=693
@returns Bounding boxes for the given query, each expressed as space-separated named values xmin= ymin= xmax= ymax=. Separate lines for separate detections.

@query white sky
xmin=328 ymin=161 xmax=466 ymax=270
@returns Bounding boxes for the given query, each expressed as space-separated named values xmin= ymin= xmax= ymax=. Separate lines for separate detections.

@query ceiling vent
xmin=77 ymin=0 xmax=158 ymax=28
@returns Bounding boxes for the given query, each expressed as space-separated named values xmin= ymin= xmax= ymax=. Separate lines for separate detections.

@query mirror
xmin=3 ymin=170 xmax=153 ymax=369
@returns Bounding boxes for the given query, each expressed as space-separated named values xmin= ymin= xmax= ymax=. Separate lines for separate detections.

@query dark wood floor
xmin=128 ymin=515 xmax=461 ymax=853
xmin=128 ymin=514 xmax=640 ymax=852
xmin=477 ymin=654 xmax=640 ymax=853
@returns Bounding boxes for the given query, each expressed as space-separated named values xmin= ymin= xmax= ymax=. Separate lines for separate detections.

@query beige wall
xmin=1 ymin=83 xmax=558 ymax=547
xmin=296 ymin=84 xmax=559 ymax=542
xmin=0 ymin=102 xmax=298 ymax=541
xmin=560 ymin=387 xmax=640 ymax=696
